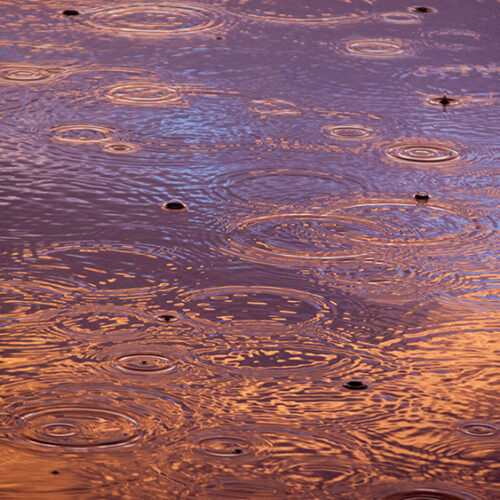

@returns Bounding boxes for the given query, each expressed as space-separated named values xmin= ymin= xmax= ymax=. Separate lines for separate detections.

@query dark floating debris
xmin=63 ymin=9 xmax=80 ymax=16
xmin=215 ymin=36 xmax=224 ymax=40
xmin=161 ymin=199 xmax=188 ymax=211
xmin=343 ymin=380 xmax=368 ymax=390
xmin=409 ymin=6 xmax=436 ymax=13
xmin=156 ymin=313 xmax=178 ymax=323
xmin=233 ymin=448 xmax=243 ymax=454
xmin=51 ymin=470 xmax=60 ymax=475
xmin=414 ymin=191 xmax=430 ymax=202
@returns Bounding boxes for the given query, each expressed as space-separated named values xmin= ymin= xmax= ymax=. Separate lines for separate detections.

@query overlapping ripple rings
xmin=209 ymin=167 xmax=366 ymax=207
xmin=1 ymin=386 xmax=191 ymax=452
xmin=215 ymin=198 xmax=495 ymax=268
xmin=0 ymin=63 xmax=69 ymax=85
xmin=176 ymin=285 xmax=332 ymax=331
xmin=18 ymin=241 xmax=180 ymax=297
xmin=83 ymin=3 xmax=233 ymax=38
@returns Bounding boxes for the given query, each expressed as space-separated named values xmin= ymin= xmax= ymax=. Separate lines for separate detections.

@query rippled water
xmin=0 ymin=0 xmax=498 ymax=498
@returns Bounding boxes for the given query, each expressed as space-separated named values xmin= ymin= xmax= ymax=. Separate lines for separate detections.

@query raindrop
xmin=414 ymin=192 xmax=430 ymax=202
xmin=156 ymin=313 xmax=179 ymax=323
xmin=459 ymin=422 xmax=498 ymax=437
xmin=114 ymin=354 xmax=176 ymax=374
xmin=343 ymin=380 xmax=367 ymax=390
xmin=162 ymin=200 xmax=188 ymax=211
xmin=63 ymin=10 xmax=80 ymax=16
xmin=409 ymin=6 xmax=437 ymax=13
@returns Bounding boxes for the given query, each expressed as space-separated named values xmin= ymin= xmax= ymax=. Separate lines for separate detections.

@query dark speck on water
xmin=62 ymin=9 xmax=79 ymax=16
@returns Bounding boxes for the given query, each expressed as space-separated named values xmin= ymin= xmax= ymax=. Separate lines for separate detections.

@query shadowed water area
xmin=0 ymin=0 xmax=499 ymax=498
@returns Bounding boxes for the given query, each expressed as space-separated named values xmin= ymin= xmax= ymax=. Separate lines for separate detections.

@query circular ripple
xmin=249 ymin=98 xmax=301 ymax=117
xmin=384 ymin=139 xmax=461 ymax=165
xmin=102 ymin=141 xmax=141 ymax=154
xmin=345 ymin=39 xmax=405 ymax=57
xmin=322 ymin=124 xmax=376 ymax=140
xmin=49 ymin=304 xmax=152 ymax=340
xmin=114 ymin=353 xmax=177 ymax=374
xmin=20 ymin=242 xmax=180 ymax=297
xmin=177 ymin=286 xmax=332 ymax=331
xmin=376 ymin=486 xmax=481 ymax=500
xmin=380 ymin=11 xmax=421 ymax=24
xmin=191 ymin=336 xmax=375 ymax=379
xmin=216 ymin=199 xmax=493 ymax=268
xmin=459 ymin=422 xmax=498 ymax=437
xmin=50 ymin=124 xmax=115 ymax=145
xmin=197 ymin=435 xmax=254 ymax=458
xmin=100 ymin=81 xmax=184 ymax=106
xmin=0 ymin=279 xmax=74 ymax=324
xmin=209 ymin=167 xmax=365 ymax=207
xmin=0 ymin=63 xmax=67 ymax=85
xmin=3 ymin=386 xmax=190 ymax=452
xmin=19 ymin=407 xmax=140 ymax=448
xmin=84 ymin=3 xmax=231 ymax=38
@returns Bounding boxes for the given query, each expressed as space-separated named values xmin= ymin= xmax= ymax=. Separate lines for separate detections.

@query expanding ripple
xmin=47 ymin=304 xmax=154 ymax=340
xmin=50 ymin=124 xmax=115 ymax=144
xmin=208 ymin=167 xmax=365 ymax=207
xmin=83 ymin=3 xmax=233 ymax=38
xmin=215 ymin=198 xmax=495 ymax=268
xmin=18 ymin=241 xmax=181 ymax=298
xmin=1 ymin=385 xmax=191 ymax=452
xmin=189 ymin=332 xmax=397 ymax=381
xmin=379 ymin=11 xmax=422 ymax=24
xmin=102 ymin=141 xmax=141 ymax=154
xmin=398 ymin=64 xmax=500 ymax=101
xmin=321 ymin=124 xmax=377 ymax=140
xmin=0 ymin=278 xmax=74 ymax=325
xmin=343 ymin=39 xmax=407 ymax=58
xmin=161 ymin=425 xmax=370 ymax=497
xmin=0 ymin=63 xmax=69 ymax=85
xmin=99 ymin=80 xmax=185 ymax=106
xmin=311 ymin=259 xmax=463 ymax=305
xmin=385 ymin=140 xmax=461 ymax=164
xmin=374 ymin=485 xmax=484 ymax=500
xmin=176 ymin=285 xmax=333 ymax=331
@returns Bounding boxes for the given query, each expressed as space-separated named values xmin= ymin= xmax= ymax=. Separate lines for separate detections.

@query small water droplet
xmin=409 ymin=6 xmax=437 ymax=13
xmin=162 ymin=200 xmax=188 ymax=211
xmin=343 ymin=380 xmax=368 ymax=390
xmin=414 ymin=192 xmax=430 ymax=202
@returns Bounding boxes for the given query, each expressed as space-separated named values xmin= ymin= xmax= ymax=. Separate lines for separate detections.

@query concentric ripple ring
xmin=18 ymin=407 xmax=141 ymax=449
xmin=387 ymin=143 xmax=461 ymax=163
xmin=345 ymin=39 xmax=404 ymax=57
xmin=51 ymin=125 xmax=115 ymax=144
xmin=84 ymin=3 xmax=231 ymax=38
